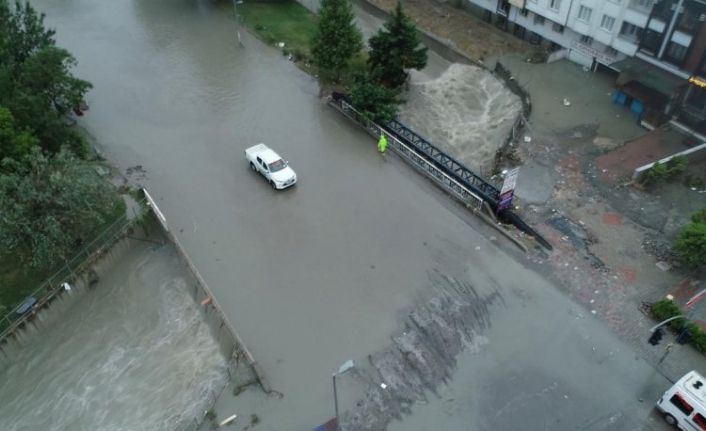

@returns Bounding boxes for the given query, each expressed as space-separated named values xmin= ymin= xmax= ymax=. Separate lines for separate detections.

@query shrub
xmin=650 ymin=299 xmax=706 ymax=355
xmin=651 ymin=298 xmax=684 ymax=327
xmin=689 ymin=322 xmax=706 ymax=354
xmin=674 ymin=207 xmax=706 ymax=269
xmin=645 ymin=156 xmax=688 ymax=185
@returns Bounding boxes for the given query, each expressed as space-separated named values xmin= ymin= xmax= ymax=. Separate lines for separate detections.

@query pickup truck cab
xmin=245 ymin=143 xmax=297 ymax=190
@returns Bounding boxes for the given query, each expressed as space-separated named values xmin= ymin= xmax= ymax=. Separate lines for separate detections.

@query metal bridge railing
xmin=337 ymin=101 xmax=484 ymax=211
xmin=386 ymin=118 xmax=500 ymax=204
xmin=0 ymin=204 xmax=143 ymax=341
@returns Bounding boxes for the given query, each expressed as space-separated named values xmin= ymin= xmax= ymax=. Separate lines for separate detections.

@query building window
xmin=619 ymin=21 xmax=643 ymax=42
xmin=600 ymin=15 xmax=616 ymax=31
xmin=578 ymin=5 xmax=593 ymax=23
xmin=664 ymin=41 xmax=688 ymax=64
xmin=677 ymin=4 xmax=702 ymax=33
xmin=549 ymin=42 xmax=562 ymax=52
xmin=686 ymin=85 xmax=706 ymax=112
xmin=520 ymin=8 xmax=529 ymax=16
xmin=553 ymin=22 xmax=565 ymax=33
xmin=580 ymin=34 xmax=593 ymax=45
xmin=550 ymin=0 xmax=562 ymax=10
xmin=535 ymin=14 xmax=546 ymax=25
xmin=605 ymin=47 xmax=619 ymax=56
xmin=529 ymin=32 xmax=543 ymax=45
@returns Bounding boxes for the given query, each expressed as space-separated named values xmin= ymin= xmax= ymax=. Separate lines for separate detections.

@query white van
xmin=657 ymin=371 xmax=706 ymax=429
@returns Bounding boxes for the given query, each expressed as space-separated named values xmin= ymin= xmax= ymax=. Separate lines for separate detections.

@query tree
xmin=350 ymin=72 xmax=400 ymax=124
xmin=0 ymin=147 xmax=121 ymax=269
xmin=311 ymin=0 xmax=363 ymax=81
xmin=367 ymin=1 xmax=427 ymax=89
xmin=674 ymin=207 xmax=706 ymax=269
xmin=0 ymin=106 xmax=39 ymax=161
xmin=0 ymin=0 xmax=92 ymax=157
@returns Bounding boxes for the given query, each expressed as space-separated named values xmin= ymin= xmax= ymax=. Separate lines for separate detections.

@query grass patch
xmin=0 ymin=196 xmax=127 ymax=316
xmin=236 ymin=0 xmax=318 ymax=58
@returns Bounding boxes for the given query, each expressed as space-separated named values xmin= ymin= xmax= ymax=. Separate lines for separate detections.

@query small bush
xmin=645 ymin=156 xmax=689 ymax=185
xmin=651 ymin=299 xmax=684 ymax=327
xmin=674 ymin=207 xmax=706 ymax=269
xmin=650 ymin=299 xmax=706 ymax=355
xmin=669 ymin=155 xmax=688 ymax=176
xmin=689 ymin=322 xmax=706 ymax=354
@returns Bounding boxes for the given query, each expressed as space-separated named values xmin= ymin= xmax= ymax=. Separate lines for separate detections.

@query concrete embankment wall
xmin=143 ymin=190 xmax=271 ymax=395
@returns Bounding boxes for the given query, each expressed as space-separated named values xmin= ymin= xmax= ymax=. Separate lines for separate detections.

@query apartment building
xmin=465 ymin=0 xmax=706 ymax=133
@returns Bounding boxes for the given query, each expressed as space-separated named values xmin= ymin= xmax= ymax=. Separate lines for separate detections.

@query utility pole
xmin=232 ymin=0 xmax=244 ymax=48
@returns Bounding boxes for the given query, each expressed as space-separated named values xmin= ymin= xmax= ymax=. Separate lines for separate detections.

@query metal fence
xmin=333 ymin=100 xmax=484 ymax=211
xmin=0 ymin=205 xmax=142 ymax=341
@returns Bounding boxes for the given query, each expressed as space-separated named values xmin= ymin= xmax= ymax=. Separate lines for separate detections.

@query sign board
xmin=497 ymin=167 xmax=520 ymax=213
xmin=688 ymin=76 xmax=706 ymax=88
xmin=570 ymin=40 xmax=616 ymax=65
xmin=500 ymin=167 xmax=520 ymax=195
xmin=497 ymin=190 xmax=515 ymax=212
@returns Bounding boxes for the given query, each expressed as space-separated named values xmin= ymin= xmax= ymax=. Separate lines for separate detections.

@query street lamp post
xmin=333 ymin=360 xmax=354 ymax=431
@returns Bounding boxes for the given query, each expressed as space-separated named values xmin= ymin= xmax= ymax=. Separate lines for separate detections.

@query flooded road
xmin=0 ymin=240 xmax=227 ymax=431
xmin=14 ymin=0 xmax=671 ymax=430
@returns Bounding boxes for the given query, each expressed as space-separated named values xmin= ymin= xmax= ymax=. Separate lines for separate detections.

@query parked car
xmin=245 ymin=143 xmax=297 ymax=190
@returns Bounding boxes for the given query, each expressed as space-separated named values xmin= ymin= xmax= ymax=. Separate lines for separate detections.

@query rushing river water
xmin=0 ymin=240 xmax=227 ymax=431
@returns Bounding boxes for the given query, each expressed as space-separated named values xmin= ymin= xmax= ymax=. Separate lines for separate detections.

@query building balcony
xmin=628 ymin=0 xmax=654 ymax=14
xmin=623 ymin=8 xmax=650 ymax=27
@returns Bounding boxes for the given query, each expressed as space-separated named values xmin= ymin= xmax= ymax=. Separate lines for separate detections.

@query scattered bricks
xmin=601 ymin=213 xmax=623 ymax=226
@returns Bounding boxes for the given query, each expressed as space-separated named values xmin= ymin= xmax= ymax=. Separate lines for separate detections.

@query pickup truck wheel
xmin=270 ymin=180 xmax=277 ymax=190
xmin=250 ymin=162 xmax=256 ymax=171
xmin=663 ymin=413 xmax=677 ymax=426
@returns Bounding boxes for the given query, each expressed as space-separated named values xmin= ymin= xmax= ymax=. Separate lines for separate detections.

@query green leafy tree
xmin=0 ymin=147 xmax=120 ymax=269
xmin=311 ymin=0 xmax=363 ymax=81
xmin=674 ymin=207 xmax=706 ymax=269
xmin=0 ymin=106 xmax=40 ymax=161
xmin=0 ymin=0 xmax=92 ymax=157
xmin=350 ymin=72 xmax=400 ymax=124
xmin=367 ymin=1 xmax=427 ymax=89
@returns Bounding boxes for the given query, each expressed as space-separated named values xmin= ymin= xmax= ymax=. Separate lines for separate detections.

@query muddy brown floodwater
xmin=11 ymin=0 xmax=674 ymax=430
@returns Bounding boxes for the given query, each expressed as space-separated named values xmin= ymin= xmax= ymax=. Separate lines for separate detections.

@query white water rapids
xmin=0 ymin=241 xmax=227 ymax=431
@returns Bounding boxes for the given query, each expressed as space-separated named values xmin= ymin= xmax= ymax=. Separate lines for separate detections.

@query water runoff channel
xmin=0 ymin=223 xmax=234 ymax=431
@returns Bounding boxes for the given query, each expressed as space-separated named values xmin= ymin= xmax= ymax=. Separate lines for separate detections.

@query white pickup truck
xmin=245 ymin=143 xmax=297 ymax=190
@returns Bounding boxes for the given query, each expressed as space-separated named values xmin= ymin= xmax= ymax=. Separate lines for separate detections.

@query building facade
xmin=465 ymin=0 xmax=706 ymax=133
